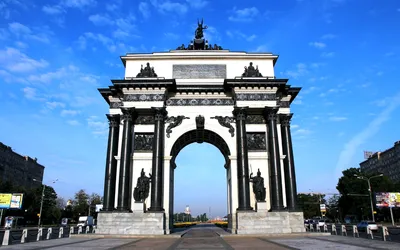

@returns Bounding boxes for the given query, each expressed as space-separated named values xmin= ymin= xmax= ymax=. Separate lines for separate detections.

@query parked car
xmin=357 ymin=221 xmax=378 ymax=231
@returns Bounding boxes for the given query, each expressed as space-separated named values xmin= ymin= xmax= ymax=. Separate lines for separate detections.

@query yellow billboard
xmin=0 ymin=193 xmax=12 ymax=209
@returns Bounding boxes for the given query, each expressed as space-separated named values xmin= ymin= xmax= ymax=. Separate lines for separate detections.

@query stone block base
xmin=236 ymin=211 xmax=305 ymax=234
xmin=96 ymin=211 xmax=165 ymax=235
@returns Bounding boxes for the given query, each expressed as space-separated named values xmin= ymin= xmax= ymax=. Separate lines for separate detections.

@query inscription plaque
xmin=173 ymin=64 xmax=226 ymax=79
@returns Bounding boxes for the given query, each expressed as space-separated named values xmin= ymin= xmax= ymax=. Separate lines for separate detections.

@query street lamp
xmin=33 ymin=178 xmax=58 ymax=227
xmin=353 ymin=173 xmax=383 ymax=222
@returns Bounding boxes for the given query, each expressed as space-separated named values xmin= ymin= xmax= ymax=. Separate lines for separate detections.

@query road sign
xmin=320 ymin=204 xmax=326 ymax=212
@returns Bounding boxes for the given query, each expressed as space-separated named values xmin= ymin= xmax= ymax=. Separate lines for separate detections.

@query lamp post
xmin=354 ymin=174 xmax=383 ymax=222
xmin=33 ymin=178 xmax=58 ymax=227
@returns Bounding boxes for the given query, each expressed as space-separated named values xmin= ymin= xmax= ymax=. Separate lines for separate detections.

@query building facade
xmin=360 ymin=140 xmax=400 ymax=183
xmin=0 ymin=142 xmax=44 ymax=189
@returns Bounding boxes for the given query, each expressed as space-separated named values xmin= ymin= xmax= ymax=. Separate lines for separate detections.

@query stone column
xmin=280 ymin=114 xmax=298 ymax=211
xmin=264 ymin=107 xmax=284 ymax=211
xmin=233 ymin=107 xmax=253 ymax=211
xmin=149 ymin=107 xmax=167 ymax=212
xmin=102 ymin=114 xmax=120 ymax=212
xmin=116 ymin=108 xmax=135 ymax=212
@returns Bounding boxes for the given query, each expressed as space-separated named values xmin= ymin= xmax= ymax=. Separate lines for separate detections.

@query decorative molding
xmin=264 ymin=108 xmax=279 ymax=121
xmin=121 ymin=107 xmax=135 ymax=121
xmin=236 ymin=93 xmax=276 ymax=101
xmin=247 ymin=132 xmax=266 ymax=151
xmin=246 ymin=115 xmax=265 ymax=124
xmin=165 ymin=116 xmax=190 ymax=138
xmin=124 ymin=94 xmax=165 ymax=102
xmin=278 ymin=101 xmax=290 ymax=108
xmin=279 ymin=113 xmax=293 ymax=127
xmin=211 ymin=116 xmax=235 ymax=137
xmin=134 ymin=133 xmax=154 ymax=151
xmin=110 ymin=102 xmax=122 ymax=108
xmin=166 ymin=98 xmax=233 ymax=106
xmin=135 ymin=116 xmax=155 ymax=125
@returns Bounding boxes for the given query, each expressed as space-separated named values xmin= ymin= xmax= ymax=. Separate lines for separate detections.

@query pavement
xmin=1 ymin=225 xmax=400 ymax=249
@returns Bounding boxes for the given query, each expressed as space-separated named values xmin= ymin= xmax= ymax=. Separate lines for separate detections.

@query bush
xmin=214 ymin=222 xmax=228 ymax=228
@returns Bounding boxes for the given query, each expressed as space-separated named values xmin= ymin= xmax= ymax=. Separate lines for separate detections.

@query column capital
xmin=263 ymin=107 xmax=279 ymax=121
xmin=279 ymin=113 xmax=293 ymax=127
xmin=152 ymin=107 xmax=168 ymax=121
xmin=233 ymin=107 xmax=248 ymax=121
xmin=106 ymin=114 xmax=120 ymax=128
xmin=120 ymin=107 xmax=135 ymax=121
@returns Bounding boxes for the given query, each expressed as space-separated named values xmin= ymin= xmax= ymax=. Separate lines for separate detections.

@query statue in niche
xmin=250 ymin=169 xmax=266 ymax=202
xmin=165 ymin=116 xmax=190 ymax=138
xmin=211 ymin=116 xmax=235 ymax=137
xmin=242 ymin=62 xmax=263 ymax=77
xmin=133 ymin=168 xmax=152 ymax=202
xmin=195 ymin=18 xmax=208 ymax=39
xmin=136 ymin=62 xmax=158 ymax=77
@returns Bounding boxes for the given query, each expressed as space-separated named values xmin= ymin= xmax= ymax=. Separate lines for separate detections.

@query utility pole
xmin=354 ymin=174 xmax=383 ymax=222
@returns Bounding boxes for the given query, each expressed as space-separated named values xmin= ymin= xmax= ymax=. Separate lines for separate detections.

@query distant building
xmin=0 ymin=142 xmax=44 ymax=189
xmin=360 ymin=140 xmax=400 ymax=183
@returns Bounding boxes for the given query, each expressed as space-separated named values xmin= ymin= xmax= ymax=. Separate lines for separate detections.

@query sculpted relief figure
xmin=165 ymin=116 xmax=190 ymax=138
xmin=133 ymin=168 xmax=152 ymax=202
xmin=250 ymin=169 xmax=266 ymax=202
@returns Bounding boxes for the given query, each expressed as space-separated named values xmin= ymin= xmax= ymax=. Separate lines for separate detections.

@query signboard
xmin=95 ymin=204 xmax=103 ymax=212
xmin=320 ymin=204 xmax=326 ymax=212
xmin=375 ymin=192 xmax=400 ymax=207
xmin=10 ymin=193 xmax=23 ymax=209
xmin=5 ymin=216 xmax=13 ymax=228
xmin=0 ymin=194 xmax=12 ymax=209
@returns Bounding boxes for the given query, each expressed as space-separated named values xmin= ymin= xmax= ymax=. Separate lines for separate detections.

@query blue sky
xmin=1 ymin=0 xmax=400 ymax=217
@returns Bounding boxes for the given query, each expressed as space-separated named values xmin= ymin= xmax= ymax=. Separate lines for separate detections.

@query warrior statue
xmin=250 ymin=169 xmax=266 ymax=202
xmin=195 ymin=18 xmax=208 ymax=39
xmin=133 ymin=168 xmax=151 ymax=202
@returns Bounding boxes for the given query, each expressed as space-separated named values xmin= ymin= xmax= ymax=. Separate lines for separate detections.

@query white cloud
xmin=0 ymin=47 xmax=48 ymax=72
xmin=321 ymin=52 xmax=335 ymax=57
xmin=282 ymin=63 xmax=308 ymax=79
xmin=8 ymin=22 xmax=52 ymax=43
xmin=229 ymin=7 xmax=259 ymax=22
xmin=46 ymin=101 xmax=66 ymax=109
xmin=292 ymin=128 xmax=311 ymax=136
xmin=42 ymin=5 xmax=65 ymax=14
xmin=164 ymin=32 xmax=179 ymax=40
xmin=22 ymin=87 xmax=46 ymax=101
xmin=28 ymin=65 xmax=78 ymax=83
xmin=291 ymin=124 xmax=299 ymax=129
xmin=321 ymin=34 xmax=336 ymax=39
xmin=61 ymin=110 xmax=80 ymax=116
xmin=87 ymin=116 xmax=108 ymax=135
xmin=335 ymin=91 xmax=400 ymax=179
xmin=186 ymin=0 xmax=208 ymax=9
xmin=150 ymin=0 xmax=188 ymax=15
xmin=226 ymin=30 xmax=257 ymax=42
xmin=106 ymin=3 xmax=118 ymax=11
xmin=88 ymin=14 xmax=113 ymax=25
xmin=67 ymin=120 xmax=80 ymax=126
xmin=309 ymin=42 xmax=326 ymax=49
xmin=329 ymin=116 xmax=347 ymax=121
xmin=63 ymin=0 xmax=97 ymax=8
xmin=139 ymin=2 xmax=150 ymax=18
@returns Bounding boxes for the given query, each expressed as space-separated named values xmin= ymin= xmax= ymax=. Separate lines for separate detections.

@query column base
xmin=148 ymin=207 xmax=165 ymax=212
xmin=270 ymin=205 xmax=286 ymax=211
xmin=237 ymin=206 xmax=254 ymax=211
xmin=115 ymin=207 xmax=131 ymax=212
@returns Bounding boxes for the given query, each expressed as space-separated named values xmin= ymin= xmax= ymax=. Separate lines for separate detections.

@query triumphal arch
xmin=97 ymin=21 xmax=304 ymax=235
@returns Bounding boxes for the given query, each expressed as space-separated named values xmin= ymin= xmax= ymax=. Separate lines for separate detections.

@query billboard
xmin=0 ymin=194 xmax=12 ymax=208
xmin=0 ymin=193 xmax=24 ymax=209
xmin=375 ymin=192 xmax=400 ymax=208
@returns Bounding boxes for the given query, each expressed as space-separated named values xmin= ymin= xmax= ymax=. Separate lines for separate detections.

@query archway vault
xmin=170 ymin=129 xmax=231 ymax=168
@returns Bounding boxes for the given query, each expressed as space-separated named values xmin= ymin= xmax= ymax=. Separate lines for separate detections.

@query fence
xmin=0 ymin=225 xmax=96 ymax=246
xmin=304 ymin=223 xmax=400 ymax=242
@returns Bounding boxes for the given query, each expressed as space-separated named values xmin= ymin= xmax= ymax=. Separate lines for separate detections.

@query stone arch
xmin=170 ymin=129 xmax=231 ymax=167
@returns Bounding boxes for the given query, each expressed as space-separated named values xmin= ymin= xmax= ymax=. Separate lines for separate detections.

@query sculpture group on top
xmin=136 ymin=62 xmax=158 ymax=78
xmin=242 ymin=62 xmax=263 ymax=77
xmin=176 ymin=19 xmax=223 ymax=50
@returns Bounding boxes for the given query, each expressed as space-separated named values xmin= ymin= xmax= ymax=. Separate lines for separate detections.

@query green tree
xmin=336 ymin=167 xmax=394 ymax=222
xmin=297 ymin=193 xmax=326 ymax=219
xmin=88 ymin=193 xmax=102 ymax=219
xmin=71 ymin=189 xmax=90 ymax=219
